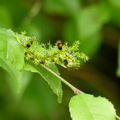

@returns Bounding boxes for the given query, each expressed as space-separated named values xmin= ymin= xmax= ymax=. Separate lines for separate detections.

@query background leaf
xmin=76 ymin=4 xmax=110 ymax=39
xmin=69 ymin=93 xmax=116 ymax=120
xmin=44 ymin=0 xmax=81 ymax=16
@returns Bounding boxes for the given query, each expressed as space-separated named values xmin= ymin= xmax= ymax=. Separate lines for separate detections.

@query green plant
xmin=0 ymin=28 xmax=120 ymax=120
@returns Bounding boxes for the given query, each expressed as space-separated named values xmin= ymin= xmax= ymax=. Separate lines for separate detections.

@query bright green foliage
xmin=0 ymin=28 xmax=63 ymax=102
xmin=69 ymin=94 xmax=116 ymax=120
xmin=0 ymin=28 xmax=24 ymax=70
xmin=0 ymin=28 xmax=88 ymax=103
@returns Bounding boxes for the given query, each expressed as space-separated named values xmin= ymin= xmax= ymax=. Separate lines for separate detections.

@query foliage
xmin=0 ymin=28 xmax=118 ymax=120
xmin=0 ymin=0 xmax=120 ymax=120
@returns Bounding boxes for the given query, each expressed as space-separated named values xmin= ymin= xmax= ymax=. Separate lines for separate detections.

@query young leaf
xmin=24 ymin=62 xmax=63 ymax=103
xmin=69 ymin=93 xmax=116 ymax=120
xmin=0 ymin=28 xmax=24 ymax=70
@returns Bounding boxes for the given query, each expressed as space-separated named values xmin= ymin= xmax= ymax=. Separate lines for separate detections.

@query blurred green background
xmin=0 ymin=0 xmax=120 ymax=120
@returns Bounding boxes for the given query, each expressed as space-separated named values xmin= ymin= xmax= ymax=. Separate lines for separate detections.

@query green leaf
xmin=24 ymin=62 xmax=63 ymax=103
xmin=116 ymin=40 xmax=120 ymax=77
xmin=0 ymin=28 xmax=15 ymax=36
xmin=0 ymin=28 xmax=24 ymax=70
xmin=0 ymin=58 xmax=22 ymax=91
xmin=44 ymin=0 xmax=81 ymax=16
xmin=77 ymin=4 xmax=110 ymax=39
xmin=69 ymin=94 xmax=116 ymax=120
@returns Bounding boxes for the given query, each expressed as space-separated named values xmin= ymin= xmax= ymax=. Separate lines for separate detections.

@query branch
xmin=23 ymin=1 xmax=42 ymax=24
xmin=40 ymin=64 xmax=120 ymax=119
xmin=40 ymin=63 xmax=83 ymax=94
xmin=116 ymin=115 xmax=120 ymax=120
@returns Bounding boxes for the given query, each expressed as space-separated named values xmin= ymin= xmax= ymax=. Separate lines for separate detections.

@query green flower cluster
xmin=16 ymin=31 xmax=89 ymax=70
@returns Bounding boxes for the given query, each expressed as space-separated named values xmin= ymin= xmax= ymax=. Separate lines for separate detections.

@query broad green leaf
xmin=69 ymin=94 xmax=116 ymax=120
xmin=77 ymin=4 xmax=110 ymax=39
xmin=0 ymin=28 xmax=15 ymax=36
xmin=0 ymin=28 xmax=24 ymax=70
xmin=0 ymin=58 xmax=22 ymax=91
xmin=44 ymin=0 xmax=81 ymax=16
xmin=116 ymin=40 xmax=120 ymax=77
xmin=24 ymin=62 xmax=63 ymax=103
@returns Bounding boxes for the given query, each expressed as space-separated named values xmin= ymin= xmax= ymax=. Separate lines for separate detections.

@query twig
xmin=116 ymin=115 xmax=120 ymax=120
xmin=40 ymin=64 xmax=120 ymax=119
xmin=23 ymin=1 xmax=42 ymax=24
xmin=40 ymin=63 xmax=83 ymax=94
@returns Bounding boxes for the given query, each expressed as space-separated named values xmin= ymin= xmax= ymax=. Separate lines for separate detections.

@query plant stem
xmin=23 ymin=1 xmax=42 ymax=24
xmin=40 ymin=64 xmax=120 ymax=119
xmin=116 ymin=115 xmax=120 ymax=120
xmin=40 ymin=64 xmax=83 ymax=94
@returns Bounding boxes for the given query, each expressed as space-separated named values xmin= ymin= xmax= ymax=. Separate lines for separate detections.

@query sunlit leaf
xmin=69 ymin=94 xmax=116 ymax=120
xmin=0 ymin=28 xmax=24 ymax=70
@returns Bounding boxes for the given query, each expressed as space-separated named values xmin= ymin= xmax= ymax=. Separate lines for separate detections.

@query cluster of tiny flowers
xmin=16 ymin=31 xmax=89 ymax=70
